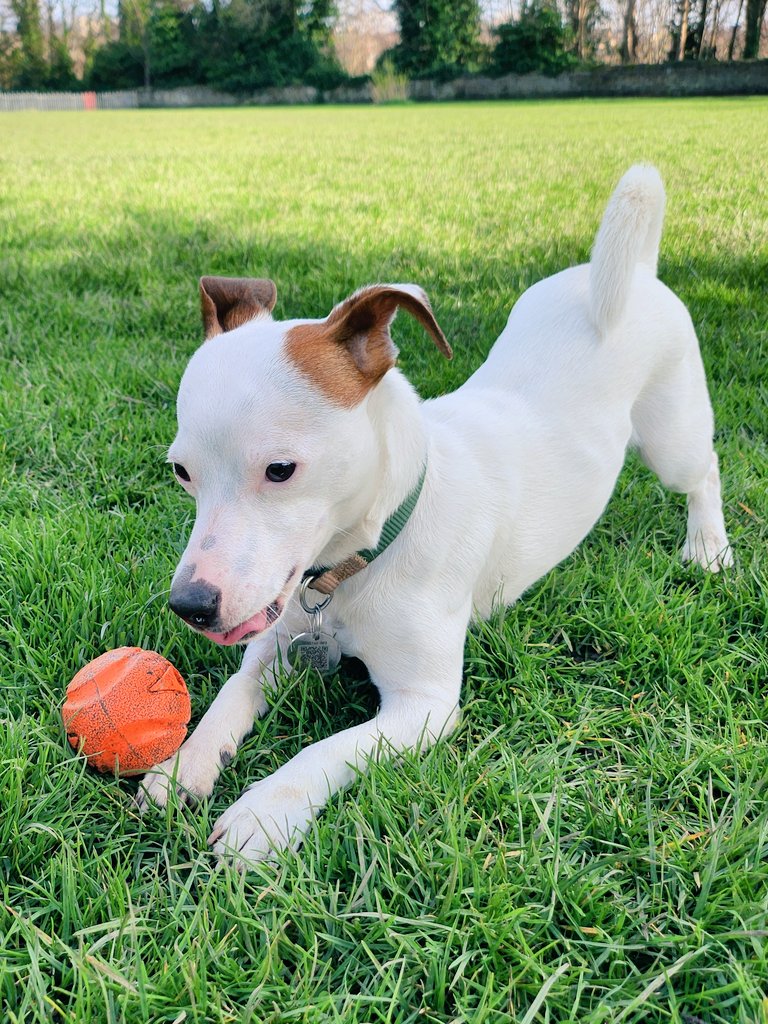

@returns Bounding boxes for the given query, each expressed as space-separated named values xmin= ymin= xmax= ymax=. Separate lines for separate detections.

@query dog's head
xmin=167 ymin=275 xmax=451 ymax=645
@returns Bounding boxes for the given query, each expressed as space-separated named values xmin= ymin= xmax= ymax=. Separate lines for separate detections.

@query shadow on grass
xmin=3 ymin=206 xmax=766 ymax=384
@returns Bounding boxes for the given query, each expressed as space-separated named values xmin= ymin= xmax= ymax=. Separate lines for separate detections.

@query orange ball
xmin=62 ymin=647 xmax=191 ymax=775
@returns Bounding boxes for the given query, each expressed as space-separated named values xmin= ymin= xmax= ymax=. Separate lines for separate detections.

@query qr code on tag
xmin=295 ymin=642 xmax=329 ymax=672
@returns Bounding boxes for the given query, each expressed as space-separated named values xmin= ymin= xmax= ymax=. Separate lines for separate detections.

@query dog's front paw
xmin=208 ymin=778 xmax=314 ymax=868
xmin=136 ymin=740 xmax=236 ymax=812
xmin=682 ymin=529 xmax=734 ymax=573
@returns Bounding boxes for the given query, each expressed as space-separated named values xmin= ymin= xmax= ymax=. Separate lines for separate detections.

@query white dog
xmin=138 ymin=166 xmax=733 ymax=865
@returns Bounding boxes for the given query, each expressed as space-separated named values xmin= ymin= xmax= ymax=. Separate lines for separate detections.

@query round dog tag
xmin=287 ymin=630 xmax=342 ymax=676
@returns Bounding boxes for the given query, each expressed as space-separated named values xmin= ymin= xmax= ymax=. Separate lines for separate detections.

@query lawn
xmin=1 ymin=98 xmax=767 ymax=1023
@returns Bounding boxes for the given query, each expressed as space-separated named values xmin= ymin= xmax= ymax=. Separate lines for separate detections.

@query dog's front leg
xmin=137 ymin=631 xmax=284 ymax=811
xmin=208 ymin=608 xmax=467 ymax=867
xmin=208 ymin=689 xmax=460 ymax=865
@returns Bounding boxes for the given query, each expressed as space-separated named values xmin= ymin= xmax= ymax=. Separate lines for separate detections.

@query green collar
xmin=303 ymin=463 xmax=427 ymax=596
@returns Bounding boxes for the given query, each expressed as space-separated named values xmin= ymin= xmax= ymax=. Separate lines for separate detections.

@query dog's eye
xmin=265 ymin=461 xmax=296 ymax=483
xmin=173 ymin=463 xmax=191 ymax=482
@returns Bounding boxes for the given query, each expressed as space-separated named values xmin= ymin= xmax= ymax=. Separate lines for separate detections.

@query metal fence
xmin=0 ymin=91 xmax=139 ymax=112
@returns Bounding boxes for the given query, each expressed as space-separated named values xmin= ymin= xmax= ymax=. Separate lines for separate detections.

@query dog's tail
xmin=590 ymin=165 xmax=666 ymax=334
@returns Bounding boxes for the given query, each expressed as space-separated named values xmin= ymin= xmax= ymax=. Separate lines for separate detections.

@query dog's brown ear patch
xmin=200 ymin=276 xmax=277 ymax=339
xmin=285 ymin=284 xmax=452 ymax=407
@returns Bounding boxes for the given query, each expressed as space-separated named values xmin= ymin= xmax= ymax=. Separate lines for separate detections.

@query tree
xmin=619 ymin=0 xmax=638 ymax=62
xmin=563 ymin=0 xmax=601 ymax=58
xmin=194 ymin=0 xmax=343 ymax=92
xmin=146 ymin=0 xmax=203 ymax=87
xmin=119 ymin=0 xmax=152 ymax=86
xmin=0 ymin=29 xmax=15 ymax=87
xmin=491 ymin=2 xmax=578 ymax=75
xmin=743 ymin=0 xmax=767 ymax=56
xmin=9 ymin=0 xmax=47 ymax=86
xmin=46 ymin=32 xmax=77 ymax=86
xmin=333 ymin=0 xmax=396 ymax=75
xmin=387 ymin=0 xmax=484 ymax=78
xmin=669 ymin=0 xmax=708 ymax=59
xmin=728 ymin=0 xmax=744 ymax=57
xmin=82 ymin=0 xmax=343 ymax=92
xmin=677 ymin=0 xmax=691 ymax=56
xmin=86 ymin=39 xmax=145 ymax=88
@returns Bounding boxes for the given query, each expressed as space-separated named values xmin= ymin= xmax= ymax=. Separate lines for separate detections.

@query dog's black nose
xmin=169 ymin=580 xmax=222 ymax=629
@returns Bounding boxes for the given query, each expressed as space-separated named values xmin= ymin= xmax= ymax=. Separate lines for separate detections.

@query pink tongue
xmin=203 ymin=609 xmax=269 ymax=646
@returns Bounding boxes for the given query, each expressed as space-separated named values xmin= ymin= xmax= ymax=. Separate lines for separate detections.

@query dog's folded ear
xmin=200 ymin=276 xmax=277 ymax=339
xmin=286 ymin=284 xmax=452 ymax=407
xmin=327 ymin=284 xmax=453 ymax=365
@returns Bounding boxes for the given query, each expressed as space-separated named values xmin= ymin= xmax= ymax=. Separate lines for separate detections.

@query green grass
xmin=1 ymin=99 xmax=767 ymax=1023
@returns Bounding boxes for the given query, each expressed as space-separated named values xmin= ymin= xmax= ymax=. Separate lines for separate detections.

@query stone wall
xmin=138 ymin=81 xmax=374 ymax=107
xmin=137 ymin=60 xmax=766 ymax=107
xmin=409 ymin=60 xmax=768 ymax=101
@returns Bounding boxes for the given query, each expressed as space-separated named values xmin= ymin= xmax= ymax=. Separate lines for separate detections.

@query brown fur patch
xmin=286 ymin=321 xmax=376 ymax=407
xmin=200 ymin=276 xmax=277 ymax=340
xmin=285 ymin=285 xmax=452 ymax=407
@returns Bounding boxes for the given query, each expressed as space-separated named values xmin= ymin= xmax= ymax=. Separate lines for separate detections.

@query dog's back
xmin=423 ymin=165 xmax=718 ymax=611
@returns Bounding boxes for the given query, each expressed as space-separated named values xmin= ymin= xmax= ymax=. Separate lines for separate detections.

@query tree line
xmin=0 ymin=0 xmax=765 ymax=93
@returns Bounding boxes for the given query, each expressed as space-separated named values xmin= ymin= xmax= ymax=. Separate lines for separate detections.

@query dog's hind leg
xmin=680 ymin=450 xmax=734 ymax=571
xmin=631 ymin=339 xmax=733 ymax=572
